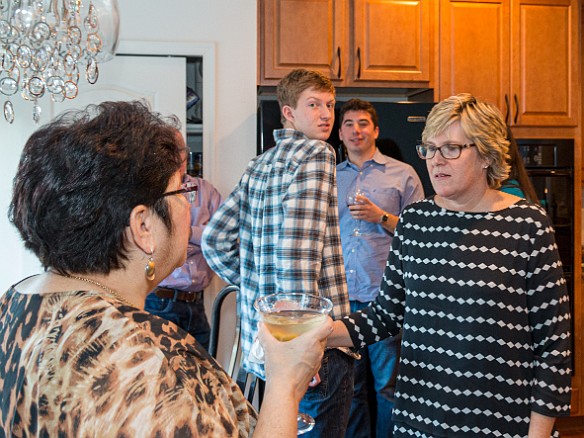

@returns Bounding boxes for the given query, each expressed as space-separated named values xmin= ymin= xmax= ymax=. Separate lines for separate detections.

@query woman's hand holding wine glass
xmin=259 ymin=318 xmax=332 ymax=402
xmin=255 ymin=294 xmax=333 ymax=435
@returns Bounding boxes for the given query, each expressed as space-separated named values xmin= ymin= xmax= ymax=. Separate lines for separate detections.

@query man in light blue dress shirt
xmin=336 ymin=99 xmax=425 ymax=438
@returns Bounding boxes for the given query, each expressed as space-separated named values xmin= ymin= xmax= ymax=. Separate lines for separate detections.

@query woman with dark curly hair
xmin=1 ymin=100 xmax=330 ymax=437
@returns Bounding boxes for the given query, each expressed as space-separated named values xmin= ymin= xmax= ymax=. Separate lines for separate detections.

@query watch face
xmin=382 ymin=214 xmax=389 ymax=222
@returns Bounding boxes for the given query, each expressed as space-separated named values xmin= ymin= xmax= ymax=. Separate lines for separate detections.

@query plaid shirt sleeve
xmin=277 ymin=143 xmax=350 ymax=320
xmin=201 ymin=184 xmax=242 ymax=287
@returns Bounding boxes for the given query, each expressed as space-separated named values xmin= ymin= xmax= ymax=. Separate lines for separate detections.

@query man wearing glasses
xmin=145 ymin=131 xmax=223 ymax=351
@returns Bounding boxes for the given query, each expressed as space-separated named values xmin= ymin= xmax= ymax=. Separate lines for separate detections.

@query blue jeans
xmin=299 ymin=348 xmax=355 ymax=438
xmin=345 ymin=300 xmax=400 ymax=438
xmin=144 ymin=291 xmax=210 ymax=350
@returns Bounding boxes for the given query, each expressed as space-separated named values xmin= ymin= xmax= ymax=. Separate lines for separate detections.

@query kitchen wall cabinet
xmin=259 ymin=0 xmax=433 ymax=88
xmin=439 ymin=0 xmax=578 ymax=127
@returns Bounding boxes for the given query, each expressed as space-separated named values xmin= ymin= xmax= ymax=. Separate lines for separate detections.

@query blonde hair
xmin=422 ymin=93 xmax=510 ymax=188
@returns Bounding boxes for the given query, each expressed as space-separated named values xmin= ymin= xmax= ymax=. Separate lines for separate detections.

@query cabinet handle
xmin=504 ymin=94 xmax=510 ymax=125
xmin=337 ymin=47 xmax=341 ymax=79
xmin=513 ymin=94 xmax=519 ymax=125
xmin=357 ymin=47 xmax=361 ymax=79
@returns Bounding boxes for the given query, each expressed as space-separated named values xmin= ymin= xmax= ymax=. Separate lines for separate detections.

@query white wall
xmin=0 ymin=1 xmax=258 ymax=293
xmin=117 ymin=0 xmax=258 ymax=196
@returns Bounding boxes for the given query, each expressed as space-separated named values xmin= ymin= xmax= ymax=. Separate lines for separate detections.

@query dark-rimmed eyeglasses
xmin=159 ymin=182 xmax=198 ymax=203
xmin=416 ymin=143 xmax=476 ymax=160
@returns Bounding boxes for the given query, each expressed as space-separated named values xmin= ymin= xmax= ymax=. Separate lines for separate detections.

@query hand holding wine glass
xmin=255 ymin=293 xmax=333 ymax=435
xmin=346 ymin=188 xmax=366 ymax=236
xmin=258 ymin=315 xmax=332 ymax=402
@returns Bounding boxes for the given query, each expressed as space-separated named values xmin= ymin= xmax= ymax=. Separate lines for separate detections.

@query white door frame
xmin=117 ymin=41 xmax=216 ymax=183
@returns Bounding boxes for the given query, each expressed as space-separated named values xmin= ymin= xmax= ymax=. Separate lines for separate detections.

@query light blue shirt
xmin=337 ymin=148 xmax=424 ymax=302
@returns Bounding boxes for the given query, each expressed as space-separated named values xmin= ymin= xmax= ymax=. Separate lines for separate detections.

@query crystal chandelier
xmin=0 ymin=0 xmax=119 ymax=124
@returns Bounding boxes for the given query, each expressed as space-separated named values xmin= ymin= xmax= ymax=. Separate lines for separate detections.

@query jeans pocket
xmin=306 ymin=352 xmax=329 ymax=399
xmin=145 ymin=296 xmax=176 ymax=317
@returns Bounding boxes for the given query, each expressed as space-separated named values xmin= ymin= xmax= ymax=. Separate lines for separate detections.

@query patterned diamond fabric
xmin=341 ymin=198 xmax=571 ymax=437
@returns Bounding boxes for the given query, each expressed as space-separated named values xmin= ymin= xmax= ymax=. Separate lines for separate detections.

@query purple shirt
xmin=158 ymin=175 xmax=223 ymax=292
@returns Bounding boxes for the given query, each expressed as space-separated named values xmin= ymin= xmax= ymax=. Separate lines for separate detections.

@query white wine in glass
xmin=346 ymin=188 xmax=365 ymax=236
xmin=254 ymin=293 xmax=333 ymax=435
xmin=261 ymin=310 xmax=327 ymax=341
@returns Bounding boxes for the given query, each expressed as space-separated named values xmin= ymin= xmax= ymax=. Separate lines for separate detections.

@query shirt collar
xmin=274 ymin=128 xmax=308 ymax=142
xmin=339 ymin=147 xmax=386 ymax=170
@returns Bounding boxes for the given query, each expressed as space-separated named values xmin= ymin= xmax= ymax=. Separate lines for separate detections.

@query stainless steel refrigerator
xmin=257 ymin=99 xmax=436 ymax=196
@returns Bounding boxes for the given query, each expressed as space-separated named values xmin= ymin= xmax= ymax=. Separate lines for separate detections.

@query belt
xmin=155 ymin=287 xmax=202 ymax=302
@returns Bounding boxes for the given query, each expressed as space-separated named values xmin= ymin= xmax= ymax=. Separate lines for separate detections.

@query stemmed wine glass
xmin=254 ymin=293 xmax=333 ymax=435
xmin=346 ymin=188 xmax=365 ymax=236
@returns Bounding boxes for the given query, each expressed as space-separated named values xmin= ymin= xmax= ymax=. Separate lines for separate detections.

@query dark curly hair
xmin=8 ymin=100 xmax=183 ymax=275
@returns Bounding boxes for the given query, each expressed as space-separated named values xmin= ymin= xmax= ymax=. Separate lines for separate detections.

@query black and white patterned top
xmin=340 ymin=198 xmax=572 ymax=437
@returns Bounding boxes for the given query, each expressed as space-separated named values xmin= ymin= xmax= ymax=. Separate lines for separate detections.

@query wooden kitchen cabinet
xmin=260 ymin=0 xmax=344 ymax=82
xmin=351 ymin=0 xmax=432 ymax=84
xmin=439 ymin=0 xmax=578 ymax=127
xmin=259 ymin=0 xmax=433 ymax=87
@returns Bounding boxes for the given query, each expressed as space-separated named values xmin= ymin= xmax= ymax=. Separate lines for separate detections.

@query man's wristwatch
xmin=381 ymin=212 xmax=389 ymax=223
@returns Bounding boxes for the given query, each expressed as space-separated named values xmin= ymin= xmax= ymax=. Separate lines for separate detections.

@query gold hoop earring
xmin=145 ymin=250 xmax=156 ymax=281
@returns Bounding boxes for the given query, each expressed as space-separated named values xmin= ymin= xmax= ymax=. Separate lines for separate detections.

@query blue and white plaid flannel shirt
xmin=202 ymin=129 xmax=351 ymax=379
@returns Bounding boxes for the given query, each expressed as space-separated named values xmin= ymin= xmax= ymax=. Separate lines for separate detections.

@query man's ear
xmin=282 ymin=105 xmax=294 ymax=123
xmin=128 ymin=204 xmax=155 ymax=254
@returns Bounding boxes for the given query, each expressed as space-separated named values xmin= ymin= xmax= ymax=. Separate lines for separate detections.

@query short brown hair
xmin=422 ymin=93 xmax=510 ymax=189
xmin=276 ymin=69 xmax=335 ymax=123
xmin=339 ymin=98 xmax=379 ymax=128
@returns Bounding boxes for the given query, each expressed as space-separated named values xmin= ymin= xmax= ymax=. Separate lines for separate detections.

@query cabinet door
xmin=510 ymin=0 xmax=578 ymax=126
xmin=352 ymin=0 xmax=431 ymax=83
xmin=439 ymin=0 xmax=510 ymax=116
xmin=260 ymin=0 xmax=344 ymax=82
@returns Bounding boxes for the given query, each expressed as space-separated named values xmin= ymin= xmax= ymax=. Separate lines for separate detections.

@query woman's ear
xmin=128 ymin=204 xmax=155 ymax=254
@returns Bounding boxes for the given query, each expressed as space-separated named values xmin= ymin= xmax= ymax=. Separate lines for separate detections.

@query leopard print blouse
xmin=0 ymin=287 xmax=258 ymax=437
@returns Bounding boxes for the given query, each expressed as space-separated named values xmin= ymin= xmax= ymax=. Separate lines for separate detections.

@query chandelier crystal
xmin=0 ymin=0 xmax=119 ymax=124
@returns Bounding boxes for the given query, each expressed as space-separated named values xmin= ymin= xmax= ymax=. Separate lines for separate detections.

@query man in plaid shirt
xmin=202 ymin=69 xmax=354 ymax=437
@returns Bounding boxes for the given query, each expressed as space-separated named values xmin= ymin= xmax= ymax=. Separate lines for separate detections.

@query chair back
xmin=209 ymin=285 xmax=264 ymax=407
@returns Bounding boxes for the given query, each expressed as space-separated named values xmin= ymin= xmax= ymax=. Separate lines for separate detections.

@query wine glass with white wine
xmin=346 ymin=187 xmax=366 ymax=236
xmin=254 ymin=293 xmax=333 ymax=435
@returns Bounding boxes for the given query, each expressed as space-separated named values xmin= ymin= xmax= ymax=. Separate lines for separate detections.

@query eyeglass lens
xmin=417 ymin=144 xmax=467 ymax=160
